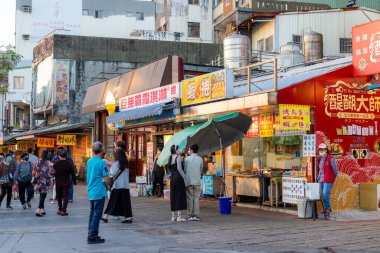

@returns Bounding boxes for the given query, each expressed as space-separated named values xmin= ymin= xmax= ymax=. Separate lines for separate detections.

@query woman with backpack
xmin=32 ymin=149 xmax=54 ymax=217
xmin=0 ymin=153 xmax=16 ymax=209
xmin=101 ymin=148 xmax=133 ymax=223
xmin=15 ymin=152 xmax=34 ymax=209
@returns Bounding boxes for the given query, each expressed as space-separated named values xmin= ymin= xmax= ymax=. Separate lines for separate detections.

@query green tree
xmin=0 ymin=45 xmax=23 ymax=94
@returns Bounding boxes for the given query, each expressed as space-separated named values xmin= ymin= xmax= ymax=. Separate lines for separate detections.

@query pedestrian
xmin=15 ymin=153 xmax=34 ymax=209
xmin=86 ymin=142 xmax=109 ymax=244
xmin=168 ymin=145 xmax=188 ymax=222
xmin=32 ymin=149 xmax=54 ymax=217
xmin=152 ymin=147 xmax=164 ymax=198
xmin=47 ymin=148 xmax=55 ymax=162
xmin=53 ymin=150 xmax=76 ymax=216
xmin=101 ymin=148 xmax=133 ymax=223
xmin=185 ymin=144 xmax=203 ymax=221
xmin=0 ymin=152 xmax=4 ymax=162
xmin=0 ymin=154 xmax=16 ymax=209
xmin=53 ymin=147 xmax=77 ymax=203
xmin=317 ymin=143 xmax=338 ymax=216
xmin=27 ymin=148 xmax=39 ymax=167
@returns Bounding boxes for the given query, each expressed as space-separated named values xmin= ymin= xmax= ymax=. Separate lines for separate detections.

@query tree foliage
xmin=0 ymin=45 xmax=23 ymax=94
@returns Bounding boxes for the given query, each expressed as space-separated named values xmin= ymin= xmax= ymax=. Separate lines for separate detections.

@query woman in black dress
xmin=168 ymin=145 xmax=188 ymax=222
xmin=152 ymin=147 xmax=164 ymax=197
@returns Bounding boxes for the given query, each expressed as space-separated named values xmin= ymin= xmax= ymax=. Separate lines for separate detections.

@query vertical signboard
xmin=54 ymin=60 xmax=70 ymax=105
xmin=259 ymin=113 xmax=274 ymax=137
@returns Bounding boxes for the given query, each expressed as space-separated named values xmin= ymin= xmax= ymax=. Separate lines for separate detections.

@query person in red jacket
xmin=317 ymin=143 xmax=338 ymax=216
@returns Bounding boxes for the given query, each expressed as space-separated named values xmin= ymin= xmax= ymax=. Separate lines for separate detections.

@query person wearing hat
xmin=317 ymin=143 xmax=338 ymax=216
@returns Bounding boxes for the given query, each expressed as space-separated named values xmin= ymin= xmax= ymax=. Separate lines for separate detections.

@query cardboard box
xmin=359 ymin=183 xmax=380 ymax=211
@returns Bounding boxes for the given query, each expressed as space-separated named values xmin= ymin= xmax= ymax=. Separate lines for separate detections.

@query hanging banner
xmin=181 ymin=69 xmax=230 ymax=106
xmin=302 ymin=134 xmax=316 ymax=157
xmin=119 ymin=83 xmax=180 ymax=111
xmin=17 ymin=142 xmax=35 ymax=152
xmin=56 ymin=135 xmax=76 ymax=146
xmin=259 ymin=113 xmax=274 ymax=137
xmin=279 ymin=104 xmax=311 ymax=131
xmin=55 ymin=60 xmax=70 ymax=105
xmin=37 ymin=137 xmax=55 ymax=148
xmin=352 ymin=19 xmax=380 ymax=76
xmin=0 ymin=146 xmax=8 ymax=153
xmin=245 ymin=116 xmax=259 ymax=138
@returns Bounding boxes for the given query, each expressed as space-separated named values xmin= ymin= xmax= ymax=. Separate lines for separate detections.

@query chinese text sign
xmin=279 ymin=104 xmax=311 ymax=131
xmin=56 ymin=135 xmax=76 ymax=146
xmin=303 ymin=134 xmax=316 ymax=157
xmin=352 ymin=19 xmax=380 ymax=76
xmin=37 ymin=138 xmax=55 ymax=148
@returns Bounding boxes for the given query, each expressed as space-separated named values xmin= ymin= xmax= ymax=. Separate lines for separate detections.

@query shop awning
xmin=81 ymin=82 xmax=109 ymax=114
xmin=106 ymin=104 xmax=164 ymax=124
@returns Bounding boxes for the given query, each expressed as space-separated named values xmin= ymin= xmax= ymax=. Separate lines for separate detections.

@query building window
xmin=188 ymin=22 xmax=200 ymax=38
xmin=136 ymin=12 xmax=144 ymax=21
xmin=14 ymin=77 xmax=24 ymax=89
xmin=257 ymin=39 xmax=265 ymax=51
xmin=265 ymin=36 xmax=273 ymax=51
xmin=292 ymin=35 xmax=303 ymax=51
xmin=95 ymin=10 xmax=103 ymax=19
xmin=340 ymin=38 xmax=352 ymax=53
xmin=82 ymin=9 xmax=89 ymax=15
xmin=189 ymin=0 xmax=199 ymax=4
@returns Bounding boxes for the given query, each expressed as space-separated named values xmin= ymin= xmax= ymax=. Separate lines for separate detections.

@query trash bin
xmin=218 ymin=197 xmax=232 ymax=215
xmin=297 ymin=198 xmax=313 ymax=218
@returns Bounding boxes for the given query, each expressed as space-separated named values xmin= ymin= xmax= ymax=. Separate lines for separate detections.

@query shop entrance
xmin=125 ymin=133 xmax=146 ymax=182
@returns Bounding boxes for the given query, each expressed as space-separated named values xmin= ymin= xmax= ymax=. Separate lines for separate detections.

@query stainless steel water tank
xmin=223 ymin=34 xmax=251 ymax=69
xmin=277 ymin=43 xmax=305 ymax=68
xmin=303 ymin=32 xmax=323 ymax=62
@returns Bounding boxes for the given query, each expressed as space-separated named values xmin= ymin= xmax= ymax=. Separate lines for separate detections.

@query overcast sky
xmin=0 ymin=0 xmax=16 ymax=47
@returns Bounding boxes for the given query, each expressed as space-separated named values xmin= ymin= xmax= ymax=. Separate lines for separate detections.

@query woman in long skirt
xmin=168 ymin=145 xmax=188 ymax=222
xmin=101 ymin=148 xmax=133 ymax=223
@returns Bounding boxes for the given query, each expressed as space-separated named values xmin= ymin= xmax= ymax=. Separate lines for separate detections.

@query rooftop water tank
xmin=223 ymin=34 xmax=251 ymax=69
xmin=303 ymin=32 xmax=323 ymax=62
xmin=277 ymin=43 xmax=305 ymax=68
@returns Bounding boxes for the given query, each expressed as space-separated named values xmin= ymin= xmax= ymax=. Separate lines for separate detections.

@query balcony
xmin=213 ymin=2 xmax=223 ymax=23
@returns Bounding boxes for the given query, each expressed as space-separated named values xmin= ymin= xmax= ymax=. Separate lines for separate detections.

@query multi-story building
xmin=289 ymin=0 xmax=380 ymax=9
xmin=6 ymin=0 xmax=214 ymax=135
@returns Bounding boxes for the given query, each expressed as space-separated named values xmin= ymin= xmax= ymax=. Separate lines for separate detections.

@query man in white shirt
xmin=185 ymin=144 xmax=203 ymax=221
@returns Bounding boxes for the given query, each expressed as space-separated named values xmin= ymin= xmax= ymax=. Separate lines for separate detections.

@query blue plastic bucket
xmin=218 ymin=197 xmax=232 ymax=215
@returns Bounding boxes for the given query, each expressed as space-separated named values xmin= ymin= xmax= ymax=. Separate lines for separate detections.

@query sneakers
xmin=87 ymin=237 xmax=105 ymax=244
xmin=188 ymin=216 xmax=200 ymax=221
xmin=23 ymin=204 xmax=27 ymax=210
xmin=27 ymin=202 xmax=31 ymax=208
xmin=171 ymin=215 xmax=176 ymax=222
xmin=176 ymin=216 xmax=187 ymax=222
xmin=6 ymin=205 xmax=13 ymax=210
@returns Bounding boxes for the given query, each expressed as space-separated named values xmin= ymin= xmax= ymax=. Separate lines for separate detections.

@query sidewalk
xmin=1 ymin=184 xmax=380 ymax=253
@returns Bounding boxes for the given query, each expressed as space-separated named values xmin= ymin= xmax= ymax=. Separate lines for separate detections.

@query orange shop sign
xmin=17 ymin=141 xmax=35 ymax=151
xmin=352 ymin=19 xmax=380 ymax=76
xmin=37 ymin=137 xmax=55 ymax=148
xmin=56 ymin=135 xmax=76 ymax=146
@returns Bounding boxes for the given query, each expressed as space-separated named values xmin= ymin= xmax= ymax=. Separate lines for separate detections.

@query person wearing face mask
xmin=0 ymin=153 xmax=16 ymax=209
xmin=15 ymin=153 xmax=34 ymax=209
xmin=317 ymin=143 xmax=338 ymax=216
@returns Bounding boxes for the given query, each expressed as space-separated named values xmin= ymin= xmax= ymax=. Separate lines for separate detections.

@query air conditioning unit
xmin=22 ymin=5 xmax=31 ymax=13
xmin=22 ymin=34 xmax=30 ymax=40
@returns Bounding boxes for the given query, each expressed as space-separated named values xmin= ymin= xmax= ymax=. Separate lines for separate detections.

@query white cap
xmin=318 ymin=143 xmax=327 ymax=149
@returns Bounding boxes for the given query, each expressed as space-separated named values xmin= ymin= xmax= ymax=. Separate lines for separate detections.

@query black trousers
xmin=19 ymin=182 xmax=33 ymax=205
xmin=39 ymin=193 xmax=47 ymax=209
xmin=152 ymin=169 xmax=164 ymax=197
xmin=0 ymin=185 xmax=12 ymax=207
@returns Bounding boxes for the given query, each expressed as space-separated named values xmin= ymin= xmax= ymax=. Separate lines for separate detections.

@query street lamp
xmin=105 ymin=90 xmax=116 ymax=115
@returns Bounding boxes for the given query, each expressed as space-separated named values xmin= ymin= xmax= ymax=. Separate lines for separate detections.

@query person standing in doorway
xmin=87 ymin=142 xmax=109 ymax=244
xmin=168 ymin=145 xmax=188 ymax=222
xmin=27 ymin=148 xmax=39 ymax=167
xmin=185 ymin=144 xmax=203 ymax=221
xmin=152 ymin=147 xmax=164 ymax=198
xmin=33 ymin=149 xmax=54 ymax=216
xmin=54 ymin=150 xmax=76 ymax=216
xmin=0 ymin=154 xmax=16 ymax=209
xmin=317 ymin=143 xmax=338 ymax=216
xmin=15 ymin=153 xmax=34 ymax=209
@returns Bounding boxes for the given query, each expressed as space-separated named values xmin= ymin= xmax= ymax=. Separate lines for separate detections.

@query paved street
xmin=1 ymin=185 xmax=380 ymax=253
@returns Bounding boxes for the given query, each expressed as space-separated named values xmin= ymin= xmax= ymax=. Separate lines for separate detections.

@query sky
xmin=0 ymin=0 xmax=16 ymax=46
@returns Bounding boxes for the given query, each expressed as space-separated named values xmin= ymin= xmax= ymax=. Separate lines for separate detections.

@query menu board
xmin=259 ymin=113 xmax=274 ymax=137
xmin=282 ymin=177 xmax=306 ymax=204
xmin=246 ymin=116 xmax=259 ymax=138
